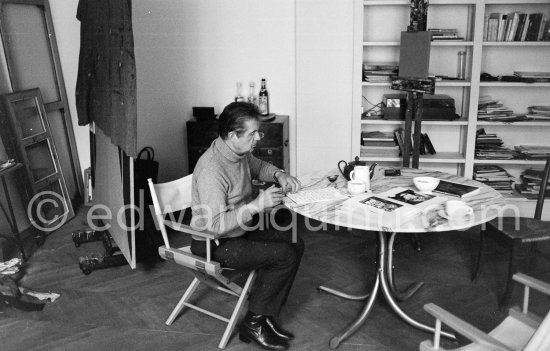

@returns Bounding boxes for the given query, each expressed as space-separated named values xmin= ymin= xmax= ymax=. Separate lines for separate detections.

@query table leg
xmin=329 ymin=273 xmax=379 ymax=349
xmin=378 ymin=231 xmax=455 ymax=340
xmin=317 ymin=285 xmax=370 ymax=301
xmin=387 ymin=231 xmax=424 ymax=301
xmin=324 ymin=230 xmax=455 ymax=348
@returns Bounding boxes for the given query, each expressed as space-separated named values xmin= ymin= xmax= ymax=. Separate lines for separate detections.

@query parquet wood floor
xmin=1 ymin=207 xmax=549 ymax=351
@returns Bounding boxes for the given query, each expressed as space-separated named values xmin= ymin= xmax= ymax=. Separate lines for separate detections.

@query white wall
xmin=49 ymin=0 xmax=90 ymax=185
xmin=49 ymin=0 xmax=356 ymax=182
xmin=295 ymin=0 xmax=355 ymax=175
xmin=134 ymin=0 xmax=297 ymax=181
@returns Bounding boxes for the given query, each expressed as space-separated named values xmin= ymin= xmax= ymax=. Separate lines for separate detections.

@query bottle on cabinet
xmin=258 ymin=78 xmax=269 ymax=116
xmin=235 ymin=82 xmax=244 ymax=102
xmin=247 ymin=81 xmax=257 ymax=106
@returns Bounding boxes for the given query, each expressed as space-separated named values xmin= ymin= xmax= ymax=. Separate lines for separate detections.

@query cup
xmin=347 ymin=180 xmax=366 ymax=195
xmin=349 ymin=165 xmax=370 ymax=191
xmin=444 ymin=200 xmax=473 ymax=221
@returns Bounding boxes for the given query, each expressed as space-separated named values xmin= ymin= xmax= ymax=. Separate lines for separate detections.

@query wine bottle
xmin=258 ymin=78 xmax=269 ymax=116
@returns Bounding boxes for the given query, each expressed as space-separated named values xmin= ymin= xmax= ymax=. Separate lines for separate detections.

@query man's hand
xmin=254 ymin=185 xmax=284 ymax=212
xmin=276 ymin=172 xmax=301 ymax=194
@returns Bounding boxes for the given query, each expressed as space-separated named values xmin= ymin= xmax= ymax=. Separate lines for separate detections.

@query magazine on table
xmin=433 ymin=179 xmax=481 ymax=198
xmin=340 ymin=187 xmax=446 ymax=228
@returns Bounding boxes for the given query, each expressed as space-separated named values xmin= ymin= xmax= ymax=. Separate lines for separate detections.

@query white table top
xmin=284 ymin=167 xmax=506 ymax=233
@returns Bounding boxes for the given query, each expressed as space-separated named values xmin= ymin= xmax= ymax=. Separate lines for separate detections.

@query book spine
xmin=394 ymin=128 xmax=405 ymax=157
xmin=483 ymin=14 xmax=489 ymax=41
xmin=423 ymin=133 xmax=436 ymax=154
xmin=514 ymin=14 xmax=527 ymax=41
xmin=432 ymin=189 xmax=462 ymax=198
xmin=525 ymin=14 xmax=542 ymax=41
xmin=521 ymin=17 xmax=531 ymax=41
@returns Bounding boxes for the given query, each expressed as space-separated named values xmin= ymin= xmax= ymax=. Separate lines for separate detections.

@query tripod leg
xmin=412 ymin=93 xmax=423 ymax=169
xmin=402 ymin=91 xmax=414 ymax=168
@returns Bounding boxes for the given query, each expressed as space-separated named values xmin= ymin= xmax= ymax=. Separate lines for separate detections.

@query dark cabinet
xmin=187 ymin=115 xmax=289 ymax=173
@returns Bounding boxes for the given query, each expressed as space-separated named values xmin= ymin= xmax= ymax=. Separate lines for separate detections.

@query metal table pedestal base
xmin=319 ymin=230 xmax=456 ymax=349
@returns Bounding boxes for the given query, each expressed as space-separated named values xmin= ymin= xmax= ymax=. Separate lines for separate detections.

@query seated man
xmin=190 ymin=102 xmax=304 ymax=351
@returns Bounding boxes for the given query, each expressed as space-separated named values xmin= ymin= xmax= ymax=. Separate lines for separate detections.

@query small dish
xmin=413 ymin=176 xmax=440 ymax=193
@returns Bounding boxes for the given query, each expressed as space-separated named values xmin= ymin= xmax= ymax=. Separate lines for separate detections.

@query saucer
xmin=438 ymin=210 xmax=472 ymax=223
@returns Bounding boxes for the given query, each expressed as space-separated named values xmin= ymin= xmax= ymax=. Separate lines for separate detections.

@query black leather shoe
xmin=265 ymin=316 xmax=295 ymax=341
xmin=239 ymin=312 xmax=289 ymax=351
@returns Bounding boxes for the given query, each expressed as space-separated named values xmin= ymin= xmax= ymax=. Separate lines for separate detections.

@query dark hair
xmin=218 ymin=102 xmax=261 ymax=139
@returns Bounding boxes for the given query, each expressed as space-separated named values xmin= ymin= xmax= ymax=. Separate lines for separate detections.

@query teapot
xmin=338 ymin=156 xmax=377 ymax=181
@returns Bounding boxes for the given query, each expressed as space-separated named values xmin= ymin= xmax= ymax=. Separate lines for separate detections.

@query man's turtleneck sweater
xmin=190 ymin=137 xmax=279 ymax=238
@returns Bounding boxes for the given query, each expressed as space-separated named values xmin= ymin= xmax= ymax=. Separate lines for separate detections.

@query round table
xmin=284 ymin=166 xmax=506 ymax=349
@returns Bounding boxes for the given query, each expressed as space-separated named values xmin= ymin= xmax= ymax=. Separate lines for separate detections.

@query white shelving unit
xmin=353 ymin=0 xmax=550 ymax=207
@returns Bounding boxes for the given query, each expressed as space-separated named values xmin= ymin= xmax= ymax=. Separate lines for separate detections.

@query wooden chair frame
xmin=148 ymin=175 xmax=256 ymax=349
xmin=472 ymin=156 xmax=550 ymax=308
xmin=420 ymin=273 xmax=550 ymax=351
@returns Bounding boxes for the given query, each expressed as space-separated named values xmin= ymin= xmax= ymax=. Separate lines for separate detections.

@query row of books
xmin=475 ymin=128 xmax=519 ymax=160
xmin=514 ymin=145 xmax=550 ymax=159
xmin=473 ymin=165 xmax=515 ymax=194
xmin=361 ymin=129 xmax=436 ymax=156
xmin=477 ymin=96 xmax=550 ymax=122
xmin=477 ymin=96 xmax=525 ymax=122
xmin=514 ymin=71 xmax=550 ymax=83
xmin=473 ymin=165 xmax=550 ymax=199
xmin=394 ymin=129 xmax=436 ymax=156
xmin=526 ymin=105 xmax=550 ymax=120
xmin=362 ymin=63 xmax=398 ymax=83
xmin=514 ymin=168 xmax=550 ymax=199
xmin=428 ymin=28 xmax=464 ymax=41
xmin=484 ymin=12 xmax=550 ymax=42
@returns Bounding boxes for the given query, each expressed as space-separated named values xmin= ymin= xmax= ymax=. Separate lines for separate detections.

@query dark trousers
xmin=191 ymin=229 xmax=304 ymax=317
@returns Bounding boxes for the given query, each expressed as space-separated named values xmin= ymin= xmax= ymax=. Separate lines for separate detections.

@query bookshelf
xmin=353 ymin=0 xmax=550 ymax=206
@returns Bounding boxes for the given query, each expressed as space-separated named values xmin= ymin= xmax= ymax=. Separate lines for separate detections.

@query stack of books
xmin=473 ymin=165 xmax=515 ymax=194
xmin=514 ymin=145 xmax=550 ymax=159
xmin=475 ymin=128 xmax=518 ymax=160
xmin=485 ymin=12 xmax=548 ymax=42
xmin=428 ymin=28 xmax=464 ymax=41
xmin=362 ymin=63 xmax=398 ymax=83
xmin=526 ymin=105 xmax=550 ymax=120
xmin=515 ymin=168 xmax=550 ymax=199
xmin=513 ymin=71 xmax=550 ymax=83
xmin=361 ymin=131 xmax=398 ymax=152
xmin=477 ymin=96 xmax=526 ymax=122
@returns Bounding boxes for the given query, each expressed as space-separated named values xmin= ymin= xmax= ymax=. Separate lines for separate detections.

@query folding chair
xmin=148 ymin=175 xmax=256 ymax=349
xmin=420 ymin=273 xmax=550 ymax=351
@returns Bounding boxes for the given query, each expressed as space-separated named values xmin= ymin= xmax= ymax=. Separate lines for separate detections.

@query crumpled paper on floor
xmin=18 ymin=287 xmax=60 ymax=303
xmin=0 ymin=258 xmax=21 ymax=275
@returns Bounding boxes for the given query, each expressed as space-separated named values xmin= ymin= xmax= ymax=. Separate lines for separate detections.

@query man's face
xmin=228 ymin=119 xmax=262 ymax=155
